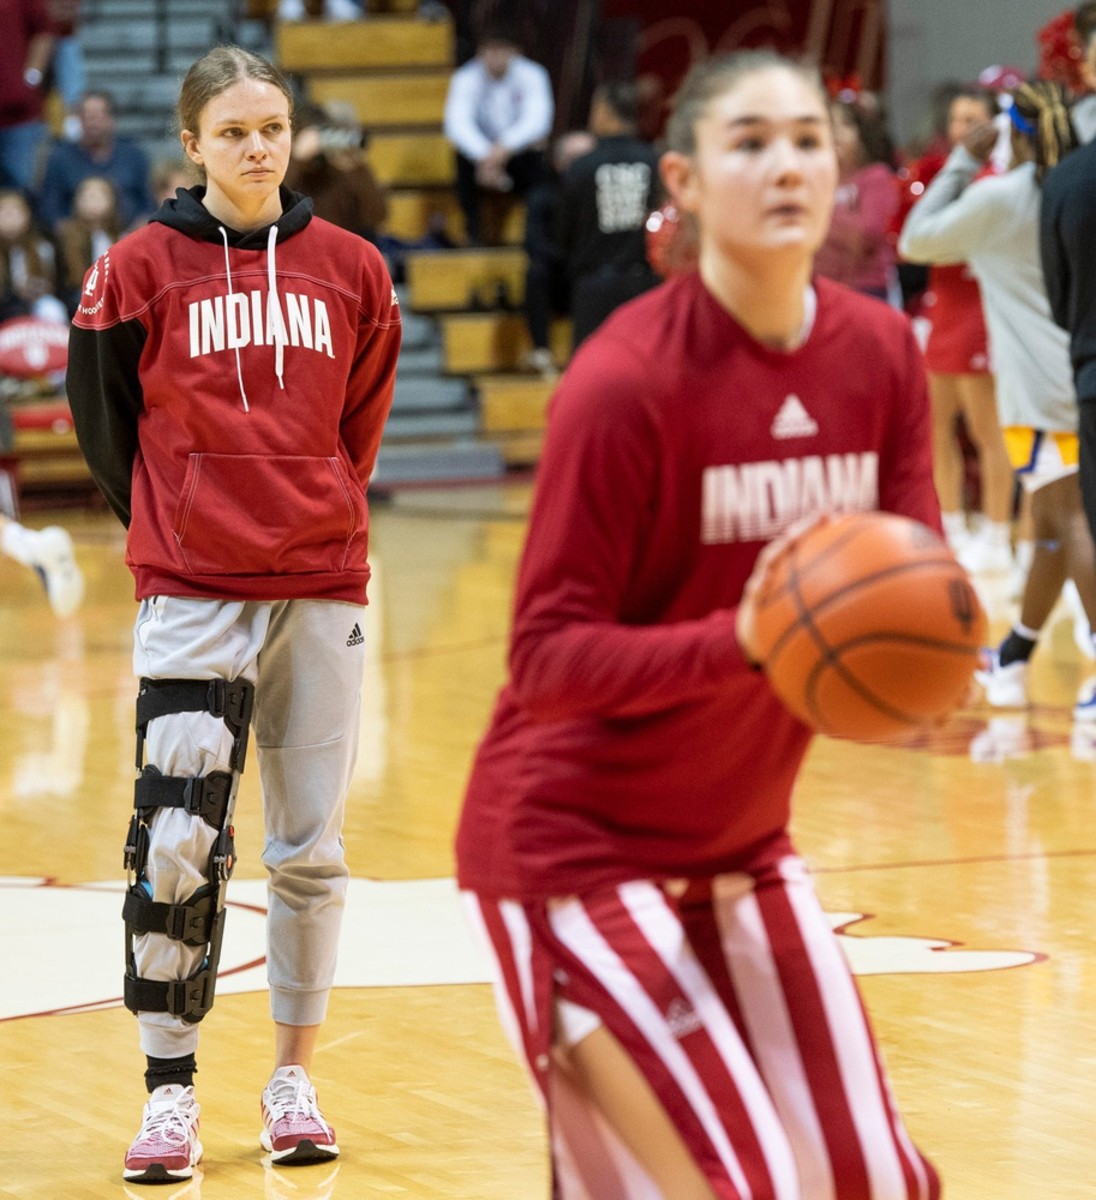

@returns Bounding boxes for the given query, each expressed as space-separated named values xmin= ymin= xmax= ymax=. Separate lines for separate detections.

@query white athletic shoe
xmin=974 ymin=649 xmax=1030 ymax=708
xmin=123 ymin=1085 xmax=202 ymax=1184
xmin=1073 ymin=676 xmax=1096 ymax=721
xmin=1061 ymin=580 xmax=1096 ymax=660
xmin=27 ymin=526 xmax=85 ymax=617
xmin=260 ymin=1066 xmax=339 ymax=1164
xmin=959 ymin=533 xmax=1013 ymax=576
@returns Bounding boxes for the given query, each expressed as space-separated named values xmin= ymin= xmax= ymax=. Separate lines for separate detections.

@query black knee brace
xmin=122 ymin=677 xmax=254 ymax=1023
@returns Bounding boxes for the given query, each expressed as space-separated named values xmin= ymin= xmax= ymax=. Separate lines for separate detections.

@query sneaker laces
xmin=265 ymin=1073 xmax=326 ymax=1126
xmin=140 ymin=1093 xmax=196 ymax=1146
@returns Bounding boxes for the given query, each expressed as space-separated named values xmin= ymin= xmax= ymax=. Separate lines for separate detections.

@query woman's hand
xmin=961 ymin=119 xmax=999 ymax=163
xmin=736 ymin=512 xmax=834 ymax=665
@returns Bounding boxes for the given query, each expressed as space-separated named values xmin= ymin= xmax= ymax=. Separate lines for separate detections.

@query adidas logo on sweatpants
xmin=346 ymin=623 xmax=364 ymax=647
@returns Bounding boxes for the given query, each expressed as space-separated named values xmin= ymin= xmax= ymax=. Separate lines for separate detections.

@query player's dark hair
xmin=1076 ymin=1 xmax=1096 ymax=50
xmin=832 ymin=99 xmax=895 ymax=167
xmin=80 ymin=89 xmax=118 ymax=117
xmin=950 ymin=86 xmax=996 ymax=121
xmin=1010 ymin=79 xmax=1078 ymax=183
xmin=594 ymin=81 xmax=640 ymax=127
xmin=665 ymin=51 xmax=828 ymax=156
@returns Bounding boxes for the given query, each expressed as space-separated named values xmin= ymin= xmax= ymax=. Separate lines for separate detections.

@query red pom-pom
xmin=1036 ymin=9 xmax=1087 ymax=93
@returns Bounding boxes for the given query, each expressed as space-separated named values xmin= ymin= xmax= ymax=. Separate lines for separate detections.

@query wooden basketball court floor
xmin=3 ymin=484 xmax=1095 ymax=1199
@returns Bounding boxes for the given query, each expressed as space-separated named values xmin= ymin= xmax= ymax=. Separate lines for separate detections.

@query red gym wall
xmin=601 ymin=0 xmax=887 ymax=100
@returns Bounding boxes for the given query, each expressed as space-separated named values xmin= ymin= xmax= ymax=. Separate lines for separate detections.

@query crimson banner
xmin=603 ymin=0 xmax=886 ymax=110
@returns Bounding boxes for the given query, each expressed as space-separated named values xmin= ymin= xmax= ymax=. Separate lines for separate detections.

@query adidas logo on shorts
xmin=665 ymin=997 xmax=703 ymax=1040
xmin=346 ymin=623 xmax=364 ymax=647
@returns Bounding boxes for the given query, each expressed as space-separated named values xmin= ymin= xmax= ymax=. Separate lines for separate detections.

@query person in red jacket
xmin=67 ymin=45 xmax=400 ymax=1184
xmin=455 ymin=50 xmax=942 ymax=1199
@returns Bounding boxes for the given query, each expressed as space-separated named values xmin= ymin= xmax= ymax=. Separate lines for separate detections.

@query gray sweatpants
xmin=131 ymin=595 xmax=365 ymax=1059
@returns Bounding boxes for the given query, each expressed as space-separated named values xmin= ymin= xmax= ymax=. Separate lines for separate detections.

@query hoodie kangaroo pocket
xmin=172 ymin=453 xmax=363 ymax=576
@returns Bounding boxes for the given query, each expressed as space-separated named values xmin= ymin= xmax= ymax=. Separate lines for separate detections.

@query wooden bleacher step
xmin=440 ymin=312 xmax=571 ymax=374
xmin=404 ymin=247 xmax=527 ymax=312
xmin=475 ymin=373 xmax=555 ymax=466
xmin=309 ymin=71 xmax=450 ymax=128
xmin=369 ymin=132 xmax=453 ymax=187
xmin=276 ymin=15 xmax=454 ymax=71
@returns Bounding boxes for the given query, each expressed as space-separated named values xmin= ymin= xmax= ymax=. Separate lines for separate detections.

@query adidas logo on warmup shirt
xmin=346 ymin=623 xmax=364 ymax=647
xmin=771 ymin=394 xmax=819 ymax=440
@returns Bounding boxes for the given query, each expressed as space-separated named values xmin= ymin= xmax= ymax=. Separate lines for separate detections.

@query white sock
xmin=942 ymin=511 xmax=967 ymax=543
xmin=982 ymin=520 xmax=1012 ymax=547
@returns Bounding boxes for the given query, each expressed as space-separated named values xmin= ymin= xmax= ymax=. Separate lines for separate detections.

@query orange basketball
xmin=752 ymin=512 xmax=986 ymax=741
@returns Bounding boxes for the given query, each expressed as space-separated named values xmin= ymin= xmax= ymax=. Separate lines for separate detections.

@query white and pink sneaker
xmin=260 ymin=1066 xmax=339 ymax=1164
xmin=123 ymin=1084 xmax=202 ymax=1184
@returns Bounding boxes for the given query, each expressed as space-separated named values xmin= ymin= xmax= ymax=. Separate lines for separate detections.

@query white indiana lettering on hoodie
xmin=701 ymin=453 xmax=879 ymax=543
xmin=187 ymin=290 xmax=334 ymax=360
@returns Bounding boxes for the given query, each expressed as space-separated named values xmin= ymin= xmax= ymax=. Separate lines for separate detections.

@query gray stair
xmin=373 ymin=439 xmax=505 ymax=486
xmin=383 ymin=409 xmax=479 ymax=439
xmin=87 ymin=0 xmax=228 ymax=16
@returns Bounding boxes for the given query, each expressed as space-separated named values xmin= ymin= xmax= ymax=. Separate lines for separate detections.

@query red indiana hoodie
xmin=67 ymin=185 xmax=401 ymax=603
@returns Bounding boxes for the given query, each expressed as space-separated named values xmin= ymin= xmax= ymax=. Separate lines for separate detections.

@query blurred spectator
xmin=38 ymin=91 xmax=153 ymax=230
xmin=148 ymin=159 xmax=193 ymax=211
xmin=56 ymin=175 xmax=121 ymax=313
xmin=278 ymin=0 xmax=363 ymax=19
xmin=46 ymin=0 xmax=85 ymax=123
xmin=918 ymin=88 xmax=1015 ymax=573
xmin=0 ymin=187 xmax=65 ymax=324
xmin=284 ymin=101 xmax=388 ymax=240
xmin=518 ymin=129 xmax=595 ymax=376
xmin=443 ymin=20 xmax=553 ymax=244
xmin=814 ymin=97 xmax=898 ymax=300
xmin=0 ymin=0 xmax=54 ymax=193
xmin=556 ymin=81 xmax=662 ymax=349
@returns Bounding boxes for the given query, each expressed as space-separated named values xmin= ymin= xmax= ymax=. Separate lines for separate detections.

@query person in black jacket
xmin=556 ymin=81 xmax=663 ymax=349
xmin=1040 ymin=119 xmax=1096 ymax=545
xmin=518 ymin=128 xmax=594 ymax=376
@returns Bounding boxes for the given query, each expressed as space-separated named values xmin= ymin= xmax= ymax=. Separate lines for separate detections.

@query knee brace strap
xmin=135 ymin=677 xmax=254 ymax=771
xmin=124 ymin=952 xmax=219 ymax=1023
xmin=122 ymin=882 xmax=218 ymax=946
xmin=133 ymin=768 xmax=233 ymax=827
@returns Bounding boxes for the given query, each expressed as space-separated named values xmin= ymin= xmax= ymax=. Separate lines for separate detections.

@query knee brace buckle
xmin=122 ymin=882 xmax=217 ymax=946
xmin=124 ymin=956 xmax=216 ymax=1023
xmin=134 ymin=767 xmax=233 ymax=828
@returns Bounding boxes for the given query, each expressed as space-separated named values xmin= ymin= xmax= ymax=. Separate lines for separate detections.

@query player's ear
xmin=181 ymin=129 xmax=202 ymax=169
xmin=660 ymin=151 xmax=699 ymax=215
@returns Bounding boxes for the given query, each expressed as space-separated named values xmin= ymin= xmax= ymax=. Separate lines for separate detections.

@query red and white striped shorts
xmin=464 ymin=856 xmax=940 ymax=1200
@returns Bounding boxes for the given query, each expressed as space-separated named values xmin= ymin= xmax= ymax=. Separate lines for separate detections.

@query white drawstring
xmin=219 ymin=226 xmax=250 ymax=412
xmin=266 ymin=223 xmax=285 ymax=390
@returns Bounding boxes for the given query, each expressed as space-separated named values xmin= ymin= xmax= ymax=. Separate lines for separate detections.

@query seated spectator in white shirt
xmin=443 ymin=21 xmax=554 ymax=245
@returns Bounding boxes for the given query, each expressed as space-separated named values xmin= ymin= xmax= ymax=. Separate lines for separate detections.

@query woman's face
xmin=183 ymin=77 xmax=291 ymax=210
xmin=831 ymin=104 xmax=862 ymax=170
xmin=664 ymin=67 xmax=837 ymax=266
xmin=947 ymin=96 xmax=994 ymax=147
xmin=0 ymin=194 xmax=30 ymax=241
xmin=74 ymin=178 xmax=115 ymax=223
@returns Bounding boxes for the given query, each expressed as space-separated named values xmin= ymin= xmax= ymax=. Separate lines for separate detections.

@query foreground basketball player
xmin=67 ymin=46 xmax=400 ymax=1183
xmin=456 ymin=52 xmax=943 ymax=1198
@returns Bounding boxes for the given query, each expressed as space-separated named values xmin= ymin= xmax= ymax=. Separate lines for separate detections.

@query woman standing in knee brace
xmin=67 ymin=45 xmax=400 ymax=1184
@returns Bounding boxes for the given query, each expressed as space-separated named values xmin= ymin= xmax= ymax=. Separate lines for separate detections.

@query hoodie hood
xmin=151 ymin=184 xmax=313 ymax=246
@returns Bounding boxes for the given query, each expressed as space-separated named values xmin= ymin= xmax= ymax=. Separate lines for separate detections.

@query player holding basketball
xmin=66 ymin=46 xmax=400 ymax=1182
xmin=456 ymin=51 xmax=942 ymax=1199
